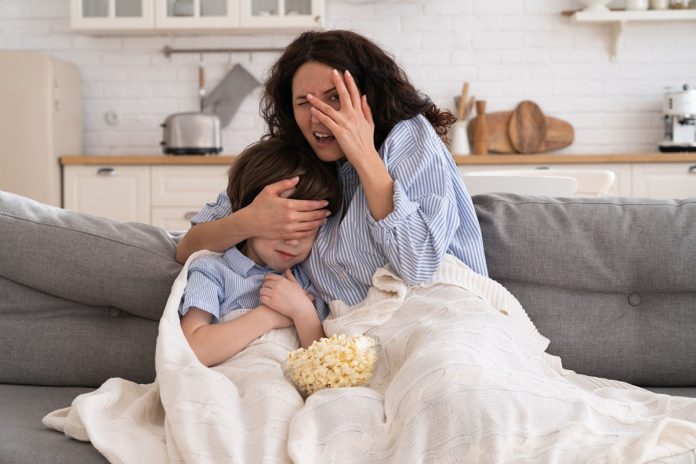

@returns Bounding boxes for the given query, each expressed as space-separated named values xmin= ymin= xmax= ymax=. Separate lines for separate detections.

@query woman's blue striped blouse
xmin=192 ymin=114 xmax=488 ymax=306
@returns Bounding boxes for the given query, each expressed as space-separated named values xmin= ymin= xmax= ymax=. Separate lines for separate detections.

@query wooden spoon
xmin=508 ymin=101 xmax=547 ymax=154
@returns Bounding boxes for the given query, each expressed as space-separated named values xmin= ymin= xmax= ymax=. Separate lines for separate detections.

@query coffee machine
xmin=659 ymin=84 xmax=696 ymax=152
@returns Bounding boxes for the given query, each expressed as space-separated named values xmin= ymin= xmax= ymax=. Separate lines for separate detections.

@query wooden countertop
xmin=60 ymin=153 xmax=696 ymax=166
xmin=61 ymin=155 xmax=238 ymax=165
xmin=452 ymin=153 xmax=696 ymax=164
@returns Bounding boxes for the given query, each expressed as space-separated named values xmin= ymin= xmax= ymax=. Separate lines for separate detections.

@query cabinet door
xmin=63 ymin=165 xmax=151 ymax=223
xmin=70 ymin=0 xmax=155 ymax=30
xmin=632 ymin=163 xmax=696 ymax=199
xmin=239 ymin=0 xmax=322 ymax=29
xmin=154 ymin=0 xmax=239 ymax=29
xmin=151 ymin=206 xmax=202 ymax=232
xmin=151 ymin=165 xmax=228 ymax=232
xmin=151 ymin=165 xmax=229 ymax=207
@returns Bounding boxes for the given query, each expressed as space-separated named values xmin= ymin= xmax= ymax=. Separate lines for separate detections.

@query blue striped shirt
xmin=179 ymin=247 xmax=329 ymax=323
xmin=192 ymin=114 xmax=487 ymax=306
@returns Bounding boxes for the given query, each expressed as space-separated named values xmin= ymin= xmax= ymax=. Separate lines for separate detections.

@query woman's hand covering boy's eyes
xmin=245 ymin=177 xmax=330 ymax=240
xmin=306 ymin=69 xmax=379 ymax=166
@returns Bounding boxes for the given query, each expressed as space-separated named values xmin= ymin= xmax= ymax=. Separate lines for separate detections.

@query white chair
xmin=462 ymin=174 xmax=578 ymax=197
xmin=462 ymin=168 xmax=616 ymax=197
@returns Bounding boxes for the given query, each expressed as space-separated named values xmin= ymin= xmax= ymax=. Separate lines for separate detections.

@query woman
xmin=176 ymin=29 xmax=487 ymax=306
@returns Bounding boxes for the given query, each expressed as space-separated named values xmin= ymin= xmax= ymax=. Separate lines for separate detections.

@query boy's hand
xmin=259 ymin=270 xmax=316 ymax=321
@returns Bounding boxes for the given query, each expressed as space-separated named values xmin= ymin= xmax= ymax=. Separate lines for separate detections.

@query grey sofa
xmin=1 ymin=190 xmax=695 ymax=463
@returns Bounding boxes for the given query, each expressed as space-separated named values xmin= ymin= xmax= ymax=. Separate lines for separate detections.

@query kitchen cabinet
xmin=63 ymin=165 xmax=151 ymax=223
xmin=70 ymin=0 xmax=323 ymax=33
xmin=239 ymin=0 xmax=323 ymax=29
xmin=63 ymin=159 xmax=230 ymax=230
xmin=150 ymin=165 xmax=230 ymax=231
xmin=70 ymin=0 xmax=156 ymax=30
xmin=631 ymin=162 xmax=696 ymax=199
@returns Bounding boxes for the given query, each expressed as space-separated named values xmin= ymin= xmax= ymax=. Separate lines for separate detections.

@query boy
xmin=179 ymin=138 xmax=342 ymax=367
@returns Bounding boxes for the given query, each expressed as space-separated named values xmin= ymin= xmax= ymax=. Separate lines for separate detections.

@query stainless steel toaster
xmin=160 ymin=112 xmax=222 ymax=155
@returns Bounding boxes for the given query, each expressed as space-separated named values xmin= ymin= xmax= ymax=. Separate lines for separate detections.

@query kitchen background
xmin=2 ymin=0 xmax=696 ymax=156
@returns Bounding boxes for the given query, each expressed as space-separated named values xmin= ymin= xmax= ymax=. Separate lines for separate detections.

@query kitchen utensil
xmin=160 ymin=112 xmax=222 ymax=155
xmin=457 ymin=82 xmax=469 ymax=120
xmin=670 ymin=0 xmax=694 ymax=8
xmin=508 ymin=101 xmax=547 ymax=154
xmin=659 ymin=84 xmax=696 ymax=152
xmin=468 ymin=111 xmax=574 ymax=154
xmin=578 ymin=0 xmax=612 ymax=12
xmin=625 ymin=0 xmax=649 ymax=9
xmin=449 ymin=121 xmax=470 ymax=155
xmin=198 ymin=57 xmax=206 ymax=111
xmin=650 ymin=0 xmax=669 ymax=8
xmin=472 ymin=100 xmax=489 ymax=155
xmin=202 ymin=64 xmax=260 ymax=128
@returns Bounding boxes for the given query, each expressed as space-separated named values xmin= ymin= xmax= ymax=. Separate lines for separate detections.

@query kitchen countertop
xmin=452 ymin=153 xmax=696 ymax=164
xmin=60 ymin=155 xmax=239 ymax=165
xmin=60 ymin=153 xmax=696 ymax=166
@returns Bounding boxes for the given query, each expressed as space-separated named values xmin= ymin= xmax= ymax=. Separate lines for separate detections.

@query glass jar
xmin=670 ymin=0 xmax=695 ymax=8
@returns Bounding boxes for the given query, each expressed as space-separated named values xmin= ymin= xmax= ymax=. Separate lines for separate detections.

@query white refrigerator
xmin=0 ymin=51 xmax=82 ymax=207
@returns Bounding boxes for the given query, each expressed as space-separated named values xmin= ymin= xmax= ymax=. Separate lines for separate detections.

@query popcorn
xmin=285 ymin=334 xmax=379 ymax=397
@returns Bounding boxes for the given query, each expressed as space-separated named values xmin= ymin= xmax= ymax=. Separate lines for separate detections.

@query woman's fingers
xmin=331 ymin=68 xmax=356 ymax=112
xmin=264 ymin=176 xmax=300 ymax=196
xmin=306 ymin=92 xmax=338 ymax=117
xmin=362 ymin=95 xmax=374 ymax=125
xmin=342 ymin=69 xmax=363 ymax=112
xmin=310 ymin=106 xmax=340 ymax=133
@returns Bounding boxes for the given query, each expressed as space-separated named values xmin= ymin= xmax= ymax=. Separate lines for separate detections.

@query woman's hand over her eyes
xmin=307 ymin=69 xmax=380 ymax=167
xmin=244 ymin=177 xmax=329 ymax=240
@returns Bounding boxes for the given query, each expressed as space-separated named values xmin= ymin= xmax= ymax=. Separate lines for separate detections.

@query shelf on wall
xmin=562 ymin=9 xmax=696 ymax=60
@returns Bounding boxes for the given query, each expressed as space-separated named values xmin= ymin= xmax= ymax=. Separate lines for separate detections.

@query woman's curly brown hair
xmin=261 ymin=30 xmax=456 ymax=151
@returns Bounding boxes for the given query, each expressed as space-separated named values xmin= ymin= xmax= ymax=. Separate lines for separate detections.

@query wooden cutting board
xmin=467 ymin=110 xmax=574 ymax=154
xmin=508 ymin=101 xmax=547 ymax=154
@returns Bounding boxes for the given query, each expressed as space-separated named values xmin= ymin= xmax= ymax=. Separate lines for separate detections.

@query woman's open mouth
xmin=313 ymin=131 xmax=335 ymax=146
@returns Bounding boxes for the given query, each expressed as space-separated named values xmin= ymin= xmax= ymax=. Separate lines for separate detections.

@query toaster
xmin=160 ymin=112 xmax=222 ymax=155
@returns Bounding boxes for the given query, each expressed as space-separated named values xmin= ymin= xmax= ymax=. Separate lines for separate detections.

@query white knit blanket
xmin=43 ymin=253 xmax=696 ymax=463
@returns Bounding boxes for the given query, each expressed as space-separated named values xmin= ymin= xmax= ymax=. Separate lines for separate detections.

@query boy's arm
xmin=259 ymin=270 xmax=325 ymax=348
xmin=181 ymin=306 xmax=293 ymax=367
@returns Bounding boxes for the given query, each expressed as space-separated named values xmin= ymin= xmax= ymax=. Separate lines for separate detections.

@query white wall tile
xmin=3 ymin=0 xmax=696 ymax=155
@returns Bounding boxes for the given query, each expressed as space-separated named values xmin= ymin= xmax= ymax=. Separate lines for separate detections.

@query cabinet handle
xmin=97 ymin=167 xmax=116 ymax=176
xmin=688 ymin=165 xmax=696 ymax=174
xmin=534 ymin=166 xmax=551 ymax=170
xmin=183 ymin=211 xmax=198 ymax=221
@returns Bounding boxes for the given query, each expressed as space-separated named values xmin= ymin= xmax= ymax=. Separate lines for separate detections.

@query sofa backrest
xmin=0 ymin=191 xmax=181 ymax=387
xmin=474 ymin=193 xmax=696 ymax=387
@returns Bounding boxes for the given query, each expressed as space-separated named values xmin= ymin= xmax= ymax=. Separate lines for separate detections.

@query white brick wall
xmin=2 ymin=0 xmax=696 ymax=155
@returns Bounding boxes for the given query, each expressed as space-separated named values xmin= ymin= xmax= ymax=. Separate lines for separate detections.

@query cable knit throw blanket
xmin=43 ymin=253 xmax=696 ymax=463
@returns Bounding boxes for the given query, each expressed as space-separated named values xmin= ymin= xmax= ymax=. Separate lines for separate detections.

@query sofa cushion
xmin=0 ymin=384 xmax=105 ymax=464
xmin=0 ymin=191 xmax=181 ymax=321
xmin=0 ymin=275 xmax=158 ymax=386
xmin=474 ymin=194 xmax=696 ymax=387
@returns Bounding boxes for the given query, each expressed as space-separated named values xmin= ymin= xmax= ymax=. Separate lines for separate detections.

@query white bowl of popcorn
xmin=285 ymin=334 xmax=379 ymax=397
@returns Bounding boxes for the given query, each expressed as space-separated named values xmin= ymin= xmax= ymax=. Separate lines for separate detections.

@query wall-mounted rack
xmin=162 ymin=45 xmax=285 ymax=57
xmin=562 ymin=9 xmax=696 ymax=61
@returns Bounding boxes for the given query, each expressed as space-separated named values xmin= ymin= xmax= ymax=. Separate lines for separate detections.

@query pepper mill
xmin=472 ymin=100 xmax=488 ymax=155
